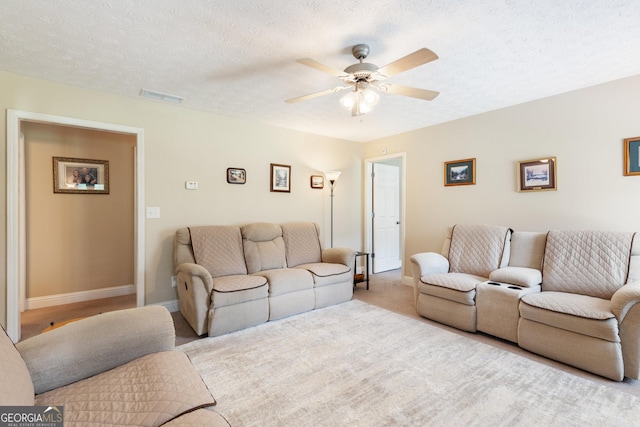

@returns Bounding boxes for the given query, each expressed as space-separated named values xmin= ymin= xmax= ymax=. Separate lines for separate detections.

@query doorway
xmin=364 ymin=153 xmax=406 ymax=275
xmin=6 ymin=110 xmax=145 ymax=342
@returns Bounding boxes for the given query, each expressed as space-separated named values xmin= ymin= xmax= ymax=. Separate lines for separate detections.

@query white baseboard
xmin=153 ymin=299 xmax=180 ymax=313
xmin=25 ymin=284 xmax=135 ymax=310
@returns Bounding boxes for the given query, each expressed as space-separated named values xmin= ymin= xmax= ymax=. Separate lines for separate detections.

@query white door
xmin=372 ymin=162 xmax=401 ymax=273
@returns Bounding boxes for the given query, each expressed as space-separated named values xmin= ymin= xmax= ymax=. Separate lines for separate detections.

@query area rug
xmin=179 ymin=300 xmax=640 ymax=426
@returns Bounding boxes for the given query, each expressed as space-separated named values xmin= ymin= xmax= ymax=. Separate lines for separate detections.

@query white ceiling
xmin=2 ymin=1 xmax=640 ymax=142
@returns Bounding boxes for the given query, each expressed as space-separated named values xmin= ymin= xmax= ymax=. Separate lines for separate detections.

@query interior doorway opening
xmin=6 ymin=110 xmax=145 ymax=343
xmin=364 ymin=153 xmax=406 ymax=276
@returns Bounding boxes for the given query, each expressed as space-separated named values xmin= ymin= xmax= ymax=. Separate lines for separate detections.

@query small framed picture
xmin=624 ymin=137 xmax=640 ymax=176
xmin=227 ymin=167 xmax=246 ymax=184
xmin=517 ymin=157 xmax=557 ymax=192
xmin=310 ymin=175 xmax=324 ymax=189
xmin=270 ymin=163 xmax=291 ymax=193
xmin=53 ymin=157 xmax=109 ymax=194
xmin=444 ymin=158 xmax=476 ymax=186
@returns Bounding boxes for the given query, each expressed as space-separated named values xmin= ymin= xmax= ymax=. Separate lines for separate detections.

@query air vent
xmin=139 ymin=89 xmax=184 ymax=103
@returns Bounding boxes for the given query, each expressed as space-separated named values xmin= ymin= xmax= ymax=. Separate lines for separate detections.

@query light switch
xmin=186 ymin=181 xmax=198 ymax=190
xmin=146 ymin=207 xmax=160 ymax=218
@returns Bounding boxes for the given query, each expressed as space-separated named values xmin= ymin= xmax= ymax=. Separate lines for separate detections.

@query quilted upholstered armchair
xmin=410 ymin=224 xmax=512 ymax=331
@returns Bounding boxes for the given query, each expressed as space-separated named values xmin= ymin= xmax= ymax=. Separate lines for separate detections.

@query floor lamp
xmin=324 ymin=171 xmax=341 ymax=248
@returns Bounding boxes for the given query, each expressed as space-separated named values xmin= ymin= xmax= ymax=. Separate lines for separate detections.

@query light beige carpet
xmin=179 ymin=300 xmax=640 ymax=426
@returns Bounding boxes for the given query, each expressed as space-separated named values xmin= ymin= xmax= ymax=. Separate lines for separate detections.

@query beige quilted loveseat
xmin=174 ymin=222 xmax=355 ymax=337
xmin=1 ymin=306 xmax=229 ymax=426
xmin=411 ymin=225 xmax=640 ymax=381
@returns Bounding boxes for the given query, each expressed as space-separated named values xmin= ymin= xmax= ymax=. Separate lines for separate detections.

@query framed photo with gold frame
xmin=517 ymin=157 xmax=557 ymax=192
xmin=53 ymin=157 xmax=109 ymax=194
xmin=624 ymin=136 xmax=640 ymax=176
xmin=444 ymin=158 xmax=476 ymax=186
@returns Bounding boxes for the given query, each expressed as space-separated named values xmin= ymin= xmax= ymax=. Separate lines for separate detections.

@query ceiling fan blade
xmin=379 ymin=84 xmax=439 ymax=101
xmin=296 ymin=58 xmax=346 ymax=77
xmin=285 ymin=86 xmax=350 ymax=103
xmin=377 ymin=48 xmax=438 ymax=78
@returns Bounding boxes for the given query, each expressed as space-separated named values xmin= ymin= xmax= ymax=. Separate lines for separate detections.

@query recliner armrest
xmin=16 ymin=306 xmax=175 ymax=395
xmin=322 ymin=247 xmax=356 ymax=269
xmin=612 ymin=281 xmax=640 ymax=322
xmin=410 ymin=253 xmax=449 ymax=303
xmin=176 ymin=262 xmax=213 ymax=293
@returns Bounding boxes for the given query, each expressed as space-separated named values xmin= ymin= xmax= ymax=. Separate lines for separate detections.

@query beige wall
xmin=364 ymin=74 xmax=640 ymax=277
xmin=0 ymin=70 xmax=363 ymax=326
xmin=23 ymin=122 xmax=135 ymax=298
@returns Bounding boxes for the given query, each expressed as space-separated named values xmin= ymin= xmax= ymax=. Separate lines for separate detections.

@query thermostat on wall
xmin=185 ymin=181 xmax=198 ymax=190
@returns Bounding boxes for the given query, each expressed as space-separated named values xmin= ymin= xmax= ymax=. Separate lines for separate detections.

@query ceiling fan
xmin=286 ymin=44 xmax=439 ymax=116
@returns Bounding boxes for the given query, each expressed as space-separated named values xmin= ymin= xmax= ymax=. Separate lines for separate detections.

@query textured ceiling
xmin=2 ymin=1 xmax=640 ymax=142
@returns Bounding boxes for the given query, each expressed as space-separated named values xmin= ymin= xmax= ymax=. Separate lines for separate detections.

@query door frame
xmin=364 ymin=152 xmax=406 ymax=276
xmin=6 ymin=109 xmax=145 ymax=342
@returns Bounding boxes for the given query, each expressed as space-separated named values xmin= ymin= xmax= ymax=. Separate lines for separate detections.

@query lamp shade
xmin=324 ymin=171 xmax=342 ymax=183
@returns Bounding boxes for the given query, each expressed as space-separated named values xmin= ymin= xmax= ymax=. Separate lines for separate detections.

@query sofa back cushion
xmin=629 ymin=233 xmax=640 ymax=284
xmin=0 ymin=326 xmax=34 ymax=405
xmin=448 ymin=224 xmax=512 ymax=277
xmin=542 ymin=230 xmax=635 ymax=299
xmin=509 ymin=231 xmax=547 ymax=269
xmin=281 ymin=222 xmax=322 ymax=267
xmin=242 ymin=223 xmax=287 ymax=274
xmin=187 ymin=226 xmax=247 ymax=277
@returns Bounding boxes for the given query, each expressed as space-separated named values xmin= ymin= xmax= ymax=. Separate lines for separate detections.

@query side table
xmin=353 ymin=251 xmax=370 ymax=290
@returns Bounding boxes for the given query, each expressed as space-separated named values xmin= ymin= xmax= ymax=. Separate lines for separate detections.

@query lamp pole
xmin=324 ymin=171 xmax=342 ymax=248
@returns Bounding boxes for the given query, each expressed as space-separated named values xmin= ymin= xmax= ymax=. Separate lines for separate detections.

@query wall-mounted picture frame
xmin=227 ymin=167 xmax=246 ymax=184
xmin=270 ymin=163 xmax=291 ymax=193
xmin=624 ymin=136 xmax=640 ymax=176
xmin=444 ymin=158 xmax=476 ymax=186
xmin=310 ymin=175 xmax=324 ymax=189
xmin=517 ymin=157 xmax=557 ymax=192
xmin=53 ymin=157 xmax=109 ymax=194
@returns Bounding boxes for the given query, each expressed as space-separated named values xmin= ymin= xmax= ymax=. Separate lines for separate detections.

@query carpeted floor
xmin=180 ymin=300 xmax=640 ymax=426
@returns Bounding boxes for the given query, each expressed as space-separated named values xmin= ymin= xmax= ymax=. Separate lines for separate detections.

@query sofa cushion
xmin=295 ymin=263 xmax=351 ymax=287
xmin=162 ymin=408 xmax=230 ymax=426
xmin=508 ymin=231 xmax=547 ymax=270
xmin=448 ymin=224 xmax=512 ymax=277
xmin=0 ymin=326 xmax=34 ymax=406
xmin=542 ymin=230 xmax=635 ymax=299
xmin=35 ymin=351 xmax=216 ymax=427
xmin=253 ymin=268 xmax=313 ymax=296
xmin=419 ymin=273 xmax=485 ymax=305
xmin=241 ymin=223 xmax=287 ymax=274
xmin=282 ymin=222 xmax=322 ymax=267
xmin=189 ymin=226 xmax=247 ymax=277
xmin=211 ymin=275 xmax=268 ymax=308
xmin=520 ymin=291 xmax=619 ymax=342
xmin=489 ymin=266 xmax=542 ymax=288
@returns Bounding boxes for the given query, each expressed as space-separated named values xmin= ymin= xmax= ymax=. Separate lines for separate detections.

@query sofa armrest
xmin=322 ymin=247 xmax=356 ymax=269
xmin=612 ymin=281 xmax=640 ymax=323
xmin=16 ymin=306 xmax=175 ymax=395
xmin=176 ymin=262 xmax=213 ymax=294
xmin=410 ymin=253 xmax=449 ymax=303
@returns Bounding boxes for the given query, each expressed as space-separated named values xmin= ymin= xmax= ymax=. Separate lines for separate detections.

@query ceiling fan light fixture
xmin=339 ymin=83 xmax=379 ymax=116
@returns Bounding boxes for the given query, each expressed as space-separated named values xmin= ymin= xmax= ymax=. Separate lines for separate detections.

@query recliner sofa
xmin=174 ymin=221 xmax=355 ymax=337
xmin=411 ymin=225 xmax=640 ymax=381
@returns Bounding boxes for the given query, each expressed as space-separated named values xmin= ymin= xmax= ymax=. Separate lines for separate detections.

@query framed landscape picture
xmin=517 ymin=157 xmax=557 ymax=192
xmin=53 ymin=157 xmax=109 ymax=194
xmin=444 ymin=158 xmax=476 ymax=186
xmin=270 ymin=163 xmax=291 ymax=192
xmin=624 ymin=136 xmax=640 ymax=176
xmin=310 ymin=175 xmax=324 ymax=189
xmin=227 ymin=167 xmax=246 ymax=184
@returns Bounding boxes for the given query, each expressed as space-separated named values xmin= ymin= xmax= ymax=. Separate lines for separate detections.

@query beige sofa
xmin=174 ymin=221 xmax=355 ymax=337
xmin=411 ymin=225 xmax=640 ymax=381
xmin=1 ymin=306 xmax=229 ymax=426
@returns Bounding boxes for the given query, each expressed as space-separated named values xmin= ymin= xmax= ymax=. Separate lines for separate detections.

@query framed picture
xmin=270 ymin=163 xmax=291 ymax=193
xmin=444 ymin=158 xmax=476 ymax=186
xmin=517 ymin=157 xmax=557 ymax=192
xmin=53 ymin=157 xmax=109 ymax=194
xmin=624 ymin=136 xmax=640 ymax=176
xmin=310 ymin=175 xmax=324 ymax=189
xmin=227 ymin=167 xmax=246 ymax=184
